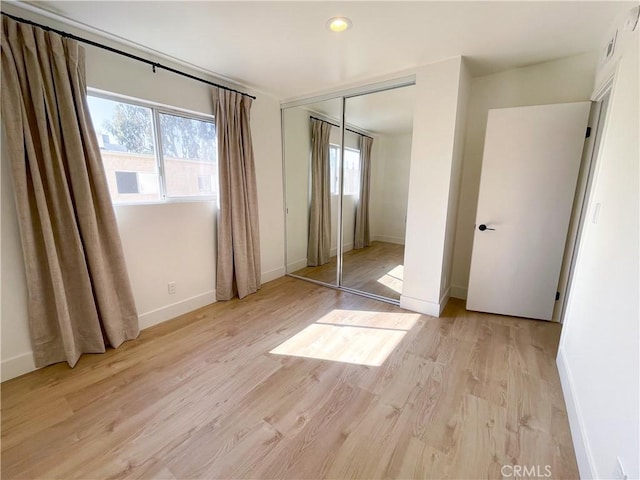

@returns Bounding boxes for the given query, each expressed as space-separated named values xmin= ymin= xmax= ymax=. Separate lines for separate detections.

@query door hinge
xmin=555 ymin=291 xmax=560 ymax=301
xmin=585 ymin=126 xmax=592 ymax=138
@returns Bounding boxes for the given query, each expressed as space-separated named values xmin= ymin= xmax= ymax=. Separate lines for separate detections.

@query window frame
xmin=88 ymin=88 xmax=217 ymax=205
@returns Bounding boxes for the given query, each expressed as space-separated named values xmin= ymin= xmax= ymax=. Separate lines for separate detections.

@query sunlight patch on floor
xmin=377 ymin=264 xmax=403 ymax=294
xmin=270 ymin=309 xmax=420 ymax=366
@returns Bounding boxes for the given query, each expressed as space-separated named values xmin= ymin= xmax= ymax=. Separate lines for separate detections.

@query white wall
xmin=440 ymin=61 xmax=471 ymax=299
xmin=1 ymin=135 xmax=34 ymax=379
xmin=370 ymin=133 xmax=413 ymax=245
xmin=592 ymin=6 xmax=639 ymax=97
xmin=450 ymin=52 xmax=598 ymax=299
xmin=0 ymin=5 xmax=284 ymax=381
xmin=252 ymin=96 xmax=286 ymax=283
xmin=401 ymin=56 xmax=470 ymax=316
xmin=557 ymin=13 xmax=639 ymax=479
xmin=113 ymin=203 xmax=216 ymax=330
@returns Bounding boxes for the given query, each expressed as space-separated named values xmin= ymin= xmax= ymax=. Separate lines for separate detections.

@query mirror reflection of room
xmin=341 ymin=85 xmax=414 ymax=301
xmin=283 ymin=85 xmax=414 ymax=302
xmin=302 ymin=115 xmax=370 ymax=286
xmin=283 ymin=99 xmax=341 ymax=286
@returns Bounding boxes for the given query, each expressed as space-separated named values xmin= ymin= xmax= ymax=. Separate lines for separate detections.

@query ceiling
xmin=13 ymin=1 xmax=635 ymax=100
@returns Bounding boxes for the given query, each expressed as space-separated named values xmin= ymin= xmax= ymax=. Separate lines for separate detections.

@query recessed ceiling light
xmin=327 ymin=17 xmax=352 ymax=32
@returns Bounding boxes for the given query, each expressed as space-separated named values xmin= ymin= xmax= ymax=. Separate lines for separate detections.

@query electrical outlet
xmin=614 ymin=457 xmax=627 ymax=480
xmin=168 ymin=281 xmax=176 ymax=295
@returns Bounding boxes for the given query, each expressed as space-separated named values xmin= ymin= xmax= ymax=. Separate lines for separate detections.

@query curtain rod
xmin=310 ymin=116 xmax=373 ymax=140
xmin=1 ymin=11 xmax=257 ymax=100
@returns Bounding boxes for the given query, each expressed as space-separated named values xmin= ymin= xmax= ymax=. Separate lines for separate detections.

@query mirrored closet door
xmin=340 ymin=85 xmax=415 ymax=301
xmin=283 ymin=98 xmax=342 ymax=286
xmin=282 ymin=82 xmax=415 ymax=304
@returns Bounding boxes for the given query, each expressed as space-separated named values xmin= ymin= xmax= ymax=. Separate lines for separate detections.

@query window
xmin=329 ymin=144 xmax=361 ymax=196
xmin=87 ymin=94 xmax=217 ymax=203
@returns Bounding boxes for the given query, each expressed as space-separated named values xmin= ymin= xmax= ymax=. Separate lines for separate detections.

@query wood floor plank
xmin=467 ymin=317 xmax=511 ymax=408
xmin=261 ymin=360 xmax=357 ymax=439
xmin=324 ymin=401 xmax=404 ymax=479
xmin=389 ymin=439 xmax=448 ymax=480
xmin=444 ymin=394 xmax=510 ymax=479
xmin=0 ymin=396 xmax=74 ymax=451
xmin=253 ymin=381 xmax=376 ymax=479
xmin=1 ymin=276 xmax=579 ymax=479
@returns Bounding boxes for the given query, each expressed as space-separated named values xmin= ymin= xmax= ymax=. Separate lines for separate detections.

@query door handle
xmin=478 ymin=224 xmax=495 ymax=231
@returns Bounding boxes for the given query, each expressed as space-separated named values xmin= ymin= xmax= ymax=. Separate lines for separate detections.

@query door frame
xmin=555 ymin=84 xmax=613 ymax=323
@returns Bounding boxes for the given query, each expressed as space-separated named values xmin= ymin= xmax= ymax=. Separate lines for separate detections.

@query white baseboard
xmin=1 ymin=352 xmax=37 ymax=382
xmin=286 ymin=259 xmax=307 ymax=273
xmin=400 ymin=295 xmax=441 ymax=317
xmin=556 ymin=348 xmax=596 ymax=479
xmin=138 ymin=290 xmax=216 ymax=330
xmin=450 ymin=284 xmax=468 ymax=300
xmin=2 ymin=290 xmax=219 ymax=382
xmin=330 ymin=242 xmax=353 ymax=257
xmin=0 ymin=267 xmax=289 ymax=383
xmin=261 ymin=266 xmax=285 ymax=283
xmin=372 ymin=235 xmax=405 ymax=245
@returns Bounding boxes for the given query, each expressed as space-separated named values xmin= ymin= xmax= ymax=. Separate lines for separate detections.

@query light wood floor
xmin=1 ymin=277 xmax=578 ymax=479
xmin=292 ymin=241 xmax=405 ymax=300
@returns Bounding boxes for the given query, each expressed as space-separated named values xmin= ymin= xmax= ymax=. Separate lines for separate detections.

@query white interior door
xmin=467 ymin=102 xmax=591 ymax=321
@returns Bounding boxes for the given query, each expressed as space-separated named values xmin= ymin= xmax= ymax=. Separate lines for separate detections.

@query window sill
xmin=112 ymin=197 xmax=217 ymax=207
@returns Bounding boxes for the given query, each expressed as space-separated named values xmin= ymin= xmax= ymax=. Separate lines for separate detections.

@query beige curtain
xmin=307 ymin=118 xmax=332 ymax=266
xmin=1 ymin=17 xmax=139 ymax=368
xmin=214 ymin=88 xmax=261 ymax=300
xmin=354 ymin=135 xmax=373 ymax=249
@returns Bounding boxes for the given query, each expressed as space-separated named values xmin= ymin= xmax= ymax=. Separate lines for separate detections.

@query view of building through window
xmin=87 ymin=95 xmax=217 ymax=203
xmin=329 ymin=144 xmax=360 ymax=196
xmin=158 ymin=112 xmax=217 ymax=197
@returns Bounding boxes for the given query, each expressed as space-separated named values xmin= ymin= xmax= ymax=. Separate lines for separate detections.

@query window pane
xmin=343 ymin=148 xmax=361 ymax=196
xmin=328 ymin=145 xmax=360 ymax=196
xmin=159 ymin=112 xmax=217 ymax=198
xmin=87 ymin=96 xmax=160 ymax=203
